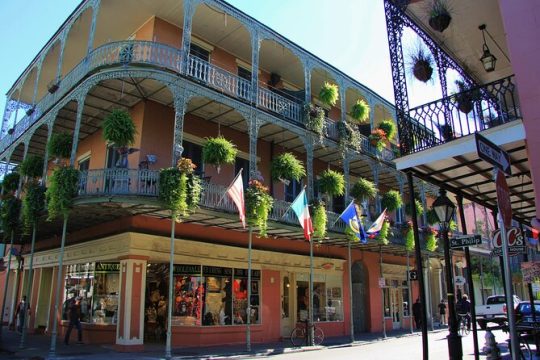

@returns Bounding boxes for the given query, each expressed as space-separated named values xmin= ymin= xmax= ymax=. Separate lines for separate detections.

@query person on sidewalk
xmin=412 ymin=298 xmax=422 ymax=330
xmin=64 ymin=296 xmax=83 ymax=345
xmin=438 ymin=299 xmax=447 ymax=326
xmin=16 ymin=296 xmax=30 ymax=333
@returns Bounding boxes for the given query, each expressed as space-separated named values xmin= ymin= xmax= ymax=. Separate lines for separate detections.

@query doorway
xmin=280 ymin=272 xmax=294 ymax=338
xmin=351 ymin=261 xmax=367 ymax=333
xmin=390 ymin=288 xmax=402 ymax=329
xmin=144 ymin=263 xmax=169 ymax=343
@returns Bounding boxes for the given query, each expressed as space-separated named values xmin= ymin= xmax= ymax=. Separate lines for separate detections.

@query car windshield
xmin=519 ymin=303 xmax=540 ymax=315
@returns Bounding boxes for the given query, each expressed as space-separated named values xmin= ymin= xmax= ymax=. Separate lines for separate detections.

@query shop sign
xmin=490 ymin=227 xmax=527 ymax=257
xmin=203 ymin=265 xmax=233 ymax=277
xmin=95 ymin=262 xmax=120 ymax=273
xmin=233 ymin=268 xmax=261 ymax=279
xmin=173 ymin=264 xmax=201 ymax=275
xmin=378 ymin=277 xmax=386 ymax=288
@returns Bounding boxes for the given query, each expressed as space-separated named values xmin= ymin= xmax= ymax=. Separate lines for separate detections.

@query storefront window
xmin=171 ymin=265 xmax=203 ymax=326
xmin=233 ymin=269 xmax=260 ymax=325
xmin=296 ymin=274 xmax=343 ymax=322
xmin=64 ymin=262 xmax=119 ymax=325
xmin=383 ymin=288 xmax=391 ymax=317
xmin=402 ymin=288 xmax=410 ymax=317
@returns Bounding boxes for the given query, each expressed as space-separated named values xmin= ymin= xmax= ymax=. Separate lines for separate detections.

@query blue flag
xmin=339 ymin=201 xmax=367 ymax=243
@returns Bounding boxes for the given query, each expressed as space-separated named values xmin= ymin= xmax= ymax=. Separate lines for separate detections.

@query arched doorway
xmin=351 ymin=261 xmax=367 ymax=333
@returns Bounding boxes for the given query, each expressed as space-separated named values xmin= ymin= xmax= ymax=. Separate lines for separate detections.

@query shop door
xmin=390 ymin=288 xmax=402 ymax=329
xmin=351 ymin=261 xmax=367 ymax=333
xmin=280 ymin=273 xmax=294 ymax=338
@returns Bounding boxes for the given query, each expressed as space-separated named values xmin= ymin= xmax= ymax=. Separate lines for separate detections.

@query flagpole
xmin=348 ymin=240 xmax=355 ymax=342
xmin=380 ymin=245 xmax=386 ymax=338
xmin=407 ymin=251 xmax=413 ymax=334
xmin=217 ymin=168 xmax=243 ymax=207
xmin=309 ymin=238 xmax=314 ymax=346
xmin=246 ymin=226 xmax=252 ymax=352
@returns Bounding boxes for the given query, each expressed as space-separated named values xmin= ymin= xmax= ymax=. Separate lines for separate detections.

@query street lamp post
xmin=433 ymin=189 xmax=462 ymax=360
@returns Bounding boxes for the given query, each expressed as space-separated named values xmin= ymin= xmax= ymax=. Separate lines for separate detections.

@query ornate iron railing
xmin=187 ymin=55 xmax=252 ymax=103
xmin=78 ymin=168 xmax=160 ymax=196
xmin=258 ymin=87 xmax=302 ymax=124
xmin=401 ymin=75 xmax=521 ymax=155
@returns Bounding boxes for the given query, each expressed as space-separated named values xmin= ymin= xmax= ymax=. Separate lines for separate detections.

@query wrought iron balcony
xmin=400 ymin=75 xmax=521 ymax=155
xmin=78 ymin=168 xmax=160 ymax=197
xmin=257 ymin=87 xmax=302 ymax=124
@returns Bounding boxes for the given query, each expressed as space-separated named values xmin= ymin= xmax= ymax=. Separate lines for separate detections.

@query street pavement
xmin=0 ymin=325 xmax=533 ymax=359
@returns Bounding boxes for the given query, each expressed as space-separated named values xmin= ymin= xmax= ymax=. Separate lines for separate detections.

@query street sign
xmin=496 ymin=170 xmax=512 ymax=228
xmin=378 ymin=277 xmax=386 ymax=288
xmin=475 ymin=133 xmax=512 ymax=175
xmin=490 ymin=227 xmax=526 ymax=256
xmin=449 ymin=234 xmax=482 ymax=249
xmin=408 ymin=270 xmax=418 ymax=281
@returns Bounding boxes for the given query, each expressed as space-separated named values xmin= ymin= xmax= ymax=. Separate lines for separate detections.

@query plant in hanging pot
xmin=428 ymin=0 xmax=452 ymax=33
xmin=0 ymin=194 xmax=21 ymax=236
xmin=381 ymin=190 xmax=403 ymax=212
xmin=45 ymin=166 xmax=80 ymax=221
xmin=426 ymin=208 xmax=439 ymax=226
xmin=319 ymin=82 xmax=339 ymax=107
xmin=453 ymin=80 xmax=481 ymax=114
xmin=317 ymin=169 xmax=345 ymax=198
xmin=271 ymin=152 xmax=305 ymax=185
xmin=405 ymin=199 xmax=424 ymax=217
xmin=376 ymin=219 xmax=391 ymax=246
xmin=350 ymin=99 xmax=370 ymax=124
xmin=22 ymin=182 xmax=46 ymax=234
xmin=303 ymin=103 xmax=326 ymax=143
xmin=311 ymin=199 xmax=327 ymax=240
xmin=1 ymin=172 xmax=20 ymax=194
xmin=7 ymin=127 xmax=15 ymax=135
xmin=102 ymin=109 xmax=138 ymax=168
xmin=20 ymin=155 xmax=44 ymax=180
xmin=159 ymin=157 xmax=202 ymax=220
xmin=409 ymin=44 xmax=434 ymax=83
xmin=337 ymin=120 xmax=362 ymax=157
xmin=438 ymin=123 xmax=454 ymax=142
xmin=369 ymin=128 xmax=387 ymax=152
xmin=245 ymin=179 xmax=273 ymax=237
xmin=404 ymin=221 xmax=414 ymax=251
xmin=202 ymin=136 xmax=238 ymax=174
xmin=425 ymin=227 xmax=438 ymax=251
xmin=47 ymin=132 xmax=73 ymax=162
xmin=350 ymin=177 xmax=377 ymax=204
xmin=377 ymin=120 xmax=397 ymax=141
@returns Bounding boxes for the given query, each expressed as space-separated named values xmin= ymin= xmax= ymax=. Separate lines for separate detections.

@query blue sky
xmin=0 ymin=0 xmax=441 ymax=119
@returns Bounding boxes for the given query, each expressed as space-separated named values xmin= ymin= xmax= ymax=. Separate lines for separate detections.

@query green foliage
xmin=20 ymin=155 xmax=44 ymax=179
xmin=317 ymin=170 xmax=345 ymax=197
xmin=425 ymin=228 xmax=438 ymax=251
xmin=1 ymin=172 xmax=20 ymax=193
xmin=426 ymin=208 xmax=439 ymax=225
xmin=337 ymin=120 xmax=362 ymax=157
xmin=245 ymin=180 xmax=273 ymax=237
xmin=319 ymin=82 xmax=339 ymax=107
xmin=350 ymin=99 xmax=370 ymax=123
xmin=22 ymin=182 xmax=46 ymax=233
xmin=405 ymin=199 xmax=424 ymax=217
xmin=376 ymin=220 xmax=390 ymax=246
xmin=202 ymin=136 xmax=238 ymax=167
xmin=381 ymin=190 xmax=402 ymax=212
xmin=304 ymin=103 xmax=325 ymax=142
xmin=46 ymin=167 xmax=80 ymax=220
xmin=449 ymin=219 xmax=457 ymax=232
xmin=47 ymin=132 xmax=72 ymax=160
xmin=405 ymin=225 xmax=415 ymax=251
xmin=0 ymin=195 xmax=21 ymax=236
xmin=350 ymin=177 xmax=377 ymax=203
xmin=271 ymin=153 xmax=306 ymax=182
xmin=345 ymin=226 xmax=358 ymax=242
xmin=102 ymin=109 xmax=136 ymax=147
xmin=378 ymin=120 xmax=397 ymax=140
xmin=369 ymin=128 xmax=387 ymax=152
xmin=159 ymin=159 xmax=202 ymax=220
xmin=312 ymin=201 xmax=327 ymax=240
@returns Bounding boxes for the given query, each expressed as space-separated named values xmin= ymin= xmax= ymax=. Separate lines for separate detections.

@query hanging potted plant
xmin=47 ymin=132 xmax=73 ymax=162
xmin=377 ymin=120 xmax=397 ymax=141
xmin=159 ymin=157 xmax=202 ymax=220
xmin=202 ymin=136 xmax=238 ymax=174
xmin=381 ymin=190 xmax=402 ymax=212
xmin=405 ymin=199 xmax=424 ymax=217
xmin=428 ymin=0 xmax=452 ymax=33
xmin=245 ymin=179 xmax=273 ymax=237
xmin=350 ymin=99 xmax=370 ymax=124
xmin=438 ymin=123 xmax=454 ymax=142
xmin=317 ymin=169 xmax=345 ymax=198
xmin=369 ymin=128 xmax=387 ymax=152
xmin=426 ymin=208 xmax=439 ymax=225
xmin=271 ymin=152 xmax=305 ymax=185
xmin=453 ymin=80 xmax=481 ymax=114
xmin=20 ymin=155 xmax=44 ymax=180
xmin=319 ymin=82 xmax=339 ymax=107
xmin=46 ymin=166 xmax=80 ymax=221
xmin=102 ymin=109 xmax=138 ymax=168
xmin=425 ymin=227 xmax=438 ymax=251
xmin=350 ymin=177 xmax=377 ymax=203
xmin=404 ymin=221 xmax=415 ymax=251
xmin=376 ymin=219 xmax=391 ymax=246
xmin=337 ymin=120 xmax=362 ymax=157
xmin=312 ymin=199 xmax=327 ymax=240
xmin=0 ymin=194 xmax=21 ymax=236
xmin=22 ymin=182 xmax=46 ymax=234
xmin=409 ymin=45 xmax=434 ymax=83
xmin=1 ymin=172 xmax=20 ymax=194
xmin=303 ymin=103 xmax=325 ymax=143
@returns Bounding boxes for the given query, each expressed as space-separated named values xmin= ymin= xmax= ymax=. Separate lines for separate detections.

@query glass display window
xmin=295 ymin=273 xmax=343 ymax=323
xmin=233 ymin=268 xmax=260 ymax=325
xmin=172 ymin=265 xmax=203 ymax=326
xmin=202 ymin=266 xmax=232 ymax=326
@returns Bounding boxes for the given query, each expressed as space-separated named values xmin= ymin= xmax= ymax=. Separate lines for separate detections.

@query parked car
xmin=514 ymin=300 xmax=540 ymax=323
xmin=476 ymin=295 xmax=520 ymax=330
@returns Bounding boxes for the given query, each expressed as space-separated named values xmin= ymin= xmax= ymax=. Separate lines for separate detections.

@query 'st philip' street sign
xmin=475 ymin=133 xmax=512 ymax=175
xmin=450 ymin=234 xmax=482 ymax=249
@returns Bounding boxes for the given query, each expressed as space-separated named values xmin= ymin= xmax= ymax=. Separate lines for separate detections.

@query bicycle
xmin=290 ymin=320 xmax=324 ymax=347
xmin=508 ymin=335 xmax=533 ymax=360
xmin=457 ymin=313 xmax=470 ymax=336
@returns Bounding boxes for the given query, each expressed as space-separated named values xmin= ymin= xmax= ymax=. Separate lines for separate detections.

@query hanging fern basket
xmin=413 ymin=60 xmax=434 ymax=83
xmin=20 ymin=155 xmax=44 ymax=179
xmin=317 ymin=169 xmax=345 ymax=198
xmin=245 ymin=180 xmax=273 ymax=237
xmin=350 ymin=99 xmax=370 ymax=123
xmin=102 ymin=109 xmax=137 ymax=148
xmin=47 ymin=132 xmax=73 ymax=160
xmin=202 ymin=136 xmax=238 ymax=174
xmin=271 ymin=153 xmax=306 ymax=184
xmin=1 ymin=172 xmax=20 ymax=194
xmin=350 ymin=177 xmax=377 ymax=203
xmin=159 ymin=158 xmax=202 ymax=220
xmin=381 ymin=190 xmax=402 ymax=212
xmin=319 ymin=82 xmax=339 ymax=107
xmin=0 ymin=195 xmax=21 ymax=237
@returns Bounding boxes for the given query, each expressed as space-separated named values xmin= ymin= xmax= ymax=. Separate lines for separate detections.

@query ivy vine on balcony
xmin=245 ymin=179 xmax=273 ymax=237
xmin=159 ymin=158 xmax=202 ymax=220
xmin=46 ymin=167 xmax=80 ymax=221
xmin=303 ymin=103 xmax=325 ymax=143
xmin=311 ymin=200 xmax=327 ymax=240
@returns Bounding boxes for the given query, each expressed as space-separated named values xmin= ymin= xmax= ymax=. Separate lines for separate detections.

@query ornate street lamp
xmin=479 ymin=24 xmax=497 ymax=73
xmin=433 ymin=189 xmax=463 ymax=360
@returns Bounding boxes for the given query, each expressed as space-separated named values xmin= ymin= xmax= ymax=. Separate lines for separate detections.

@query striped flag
xmin=290 ymin=189 xmax=313 ymax=241
xmin=226 ymin=169 xmax=246 ymax=228
xmin=366 ymin=209 xmax=387 ymax=235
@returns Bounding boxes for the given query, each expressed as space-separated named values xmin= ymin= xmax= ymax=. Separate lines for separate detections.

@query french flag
xmin=290 ymin=189 xmax=313 ymax=241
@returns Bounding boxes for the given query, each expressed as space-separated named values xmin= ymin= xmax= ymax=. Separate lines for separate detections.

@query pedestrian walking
xmin=16 ymin=296 xmax=30 ymax=333
xmin=64 ymin=296 xmax=83 ymax=345
xmin=412 ymin=298 xmax=422 ymax=330
xmin=438 ymin=299 xmax=446 ymax=326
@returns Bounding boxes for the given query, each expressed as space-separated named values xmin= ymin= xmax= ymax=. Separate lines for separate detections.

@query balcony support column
xmin=343 ymin=155 xmax=350 ymax=202
xmin=419 ymin=181 xmax=428 ymax=226
xmin=42 ymin=118 xmax=55 ymax=182
xmin=250 ymin=31 xmax=261 ymax=105
xmin=172 ymin=92 xmax=189 ymax=165
xmin=1 ymin=99 xmax=17 ymax=138
xmin=180 ymin=0 xmax=198 ymax=75
xmin=339 ymin=80 xmax=346 ymax=123
xmin=397 ymin=173 xmax=405 ymax=224
xmin=247 ymin=115 xmax=262 ymax=180
xmin=303 ymin=135 xmax=314 ymax=200
xmin=31 ymin=60 xmax=43 ymax=107
xmin=70 ymin=94 xmax=87 ymax=167
xmin=368 ymin=95 xmax=375 ymax=130
xmin=370 ymin=162 xmax=381 ymax=213
xmin=303 ymin=61 xmax=312 ymax=104
xmin=55 ymin=31 xmax=69 ymax=84
xmin=86 ymin=0 xmax=100 ymax=56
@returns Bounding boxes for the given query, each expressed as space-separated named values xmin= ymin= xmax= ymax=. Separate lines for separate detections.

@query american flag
xmin=227 ymin=169 xmax=246 ymax=228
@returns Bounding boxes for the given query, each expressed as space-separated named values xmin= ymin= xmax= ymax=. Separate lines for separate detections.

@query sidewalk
xmin=0 ymin=327 xmax=443 ymax=360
